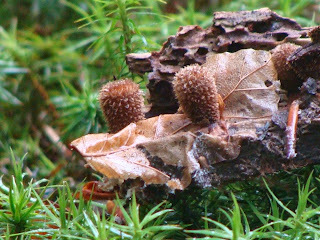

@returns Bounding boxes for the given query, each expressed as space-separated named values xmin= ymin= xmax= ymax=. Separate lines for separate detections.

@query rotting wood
xmin=126 ymin=8 xmax=310 ymax=117
xmin=71 ymin=8 xmax=320 ymax=200
xmin=124 ymin=9 xmax=320 ymax=197
xmin=285 ymin=100 xmax=299 ymax=159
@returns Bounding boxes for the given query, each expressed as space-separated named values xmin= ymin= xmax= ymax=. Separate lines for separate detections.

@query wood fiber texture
xmin=126 ymin=8 xmax=310 ymax=116
xmin=72 ymin=8 xmax=320 ymax=199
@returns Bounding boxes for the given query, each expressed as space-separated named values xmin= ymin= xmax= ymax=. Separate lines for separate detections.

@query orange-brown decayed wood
xmin=285 ymin=100 xmax=299 ymax=159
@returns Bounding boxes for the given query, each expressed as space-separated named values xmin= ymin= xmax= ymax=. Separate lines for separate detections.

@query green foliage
xmin=4 ymin=152 xmax=320 ymax=239
xmin=52 ymin=75 xmax=105 ymax=140
xmin=186 ymin=193 xmax=261 ymax=239
xmin=0 ymin=150 xmax=47 ymax=235
xmin=185 ymin=173 xmax=320 ymax=239
xmin=1 ymin=0 xmax=320 ymax=239
xmin=105 ymin=192 xmax=181 ymax=240
xmin=0 ymin=152 xmax=180 ymax=239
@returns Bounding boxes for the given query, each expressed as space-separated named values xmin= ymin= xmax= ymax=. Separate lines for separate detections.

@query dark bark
xmin=126 ymin=8 xmax=310 ymax=117
xmin=123 ymin=8 xmax=320 ymax=196
xmin=191 ymin=81 xmax=320 ymax=188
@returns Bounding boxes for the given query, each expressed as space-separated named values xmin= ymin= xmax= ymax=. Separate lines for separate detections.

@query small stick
xmin=224 ymin=115 xmax=272 ymax=120
xmin=285 ymin=100 xmax=300 ymax=159
xmin=232 ymin=87 xmax=274 ymax=92
xmin=171 ymin=121 xmax=192 ymax=135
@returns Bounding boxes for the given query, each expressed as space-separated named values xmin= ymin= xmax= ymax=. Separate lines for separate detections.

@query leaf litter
xmin=70 ymin=49 xmax=280 ymax=193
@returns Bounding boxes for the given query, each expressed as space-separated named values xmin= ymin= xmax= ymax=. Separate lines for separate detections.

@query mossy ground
xmin=1 ymin=0 xmax=320 ymax=239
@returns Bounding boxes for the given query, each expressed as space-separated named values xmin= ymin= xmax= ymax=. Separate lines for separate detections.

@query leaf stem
xmin=223 ymin=57 xmax=272 ymax=102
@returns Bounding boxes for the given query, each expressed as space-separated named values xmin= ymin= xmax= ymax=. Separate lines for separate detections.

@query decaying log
xmin=71 ymin=8 xmax=320 ymax=200
xmin=127 ymin=25 xmax=215 ymax=116
xmin=191 ymin=87 xmax=320 ymax=188
xmin=126 ymin=8 xmax=310 ymax=117
xmin=122 ymin=8 xmax=320 ymax=197
xmin=130 ymin=82 xmax=320 ymax=197
xmin=212 ymin=7 xmax=308 ymax=52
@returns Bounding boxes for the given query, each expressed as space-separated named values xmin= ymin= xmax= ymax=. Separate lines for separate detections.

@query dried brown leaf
xmin=203 ymin=49 xmax=280 ymax=136
xmin=70 ymin=114 xmax=200 ymax=190
xmin=71 ymin=49 xmax=280 ymax=193
xmin=70 ymin=114 xmax=192 ymax=157
xmin=138 ymin=132 xmax=198 ymax=190
xmin=70 ymin=113 xmax=239 ymax=191
xmin=85 ymin=147 xmax=170 ymax=184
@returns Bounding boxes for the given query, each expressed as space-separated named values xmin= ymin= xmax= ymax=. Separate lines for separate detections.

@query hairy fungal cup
xmin=288 ymin=27 xmax=320 ymax=80
xmin=309 ymin=26 xmax=320 ymax=43
xmin=271 ymin=43 xmax=301 ymax=92
xmin=99 ymin=79 xmax=145 ymax=133
xmin=173 ymin=64 xmax=220 ymax=125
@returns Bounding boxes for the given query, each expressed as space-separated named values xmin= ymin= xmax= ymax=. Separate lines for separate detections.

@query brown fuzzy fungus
xmin=309 ymin=26 xmax=320 ymax=43
xmin=126 ymin=8 xmax=309 ymax=116
xmin=271 ymin=43 xmax=301 ymax=92
xmin=288 ymin=41 xmax=320 ymax=80
xmin=286 ymin=26 xmax=320 ymax=80
xmin=99 ymin=79 xmax=145 ymax=133
xmin=173 ymin=64 xmax=220 ymax=125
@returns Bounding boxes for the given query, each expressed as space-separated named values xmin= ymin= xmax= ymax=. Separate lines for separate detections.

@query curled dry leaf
xmin=71 ymin=114 xmax=197 ymax=190
xmin=203 ymin=49 xmax=280 ymax=137
xmin=71 ymin=49 xmax=280 ymax=193
xmin=70 ymin=114 xmax=238 ymax=191
xmin=138 ymin=132 xmax=198 ymax=190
